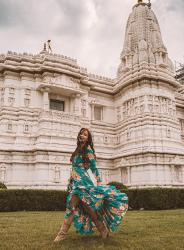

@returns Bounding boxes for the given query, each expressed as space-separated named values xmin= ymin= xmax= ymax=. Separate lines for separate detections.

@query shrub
xmin=0 ymin=188 xmax=184 ymax=212
xmin=108 ymin=181 xmax=128 ymax=190
xmin=0 ymin=182 xmax=7 ymax=189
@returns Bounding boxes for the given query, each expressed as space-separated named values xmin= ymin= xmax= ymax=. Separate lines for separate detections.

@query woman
xmin=54 ymin=128 xmax=128 ymax=242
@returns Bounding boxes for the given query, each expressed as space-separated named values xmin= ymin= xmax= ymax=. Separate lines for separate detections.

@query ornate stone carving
xmin=122 ymin=168 xmax=128 ymax=184
xmin=103 ymin=135 xmax=108 ymax=144
xmin=53 ymin=165 xmax=60 ymax=183
xmin=8 ymin=97 xmax=15 ymax=106
xmin=40 ymin=110 xmax=80 ymax=122
xmin=44 ymin=75 xmax=80 ymax=90
xmin=0 ymin=164 xmax=6 ymax=182
xmin=24 ymin=98 xmax=30 ymax=107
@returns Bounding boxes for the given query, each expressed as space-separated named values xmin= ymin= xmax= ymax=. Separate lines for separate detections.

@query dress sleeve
xmin=87 ymin=148 xmax=102 ymax=184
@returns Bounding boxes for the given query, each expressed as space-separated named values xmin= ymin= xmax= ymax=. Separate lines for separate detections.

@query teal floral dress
xmin=64 ymin=145 xmax=128 ymax=235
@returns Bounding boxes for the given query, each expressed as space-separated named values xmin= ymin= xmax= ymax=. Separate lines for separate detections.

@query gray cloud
xmin=0 ymin=0 xmax=183 ymax=77
xmin=153 ymin=0 xmax=184 ymax=67
xmin=166 ymin=0 xmax=184 ymax=13
xmin=0 ymin=0 xmax=24 ymax=26
xmin=55 ymin=0 xmax=90 ymax=36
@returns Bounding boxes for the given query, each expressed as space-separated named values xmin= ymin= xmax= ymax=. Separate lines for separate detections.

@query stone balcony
xmin=37 ymin=74 xmax=86 ymax=96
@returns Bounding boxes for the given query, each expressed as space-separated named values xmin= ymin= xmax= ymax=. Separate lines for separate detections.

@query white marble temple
xmin=0 ymin=1 xmax=184 ymax=189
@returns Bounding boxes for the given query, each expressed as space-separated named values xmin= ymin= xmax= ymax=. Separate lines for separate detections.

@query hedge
xmin=0 ymin=188 xmax=184 ymax=212
xmin=0 ymin=190 xmax=67 ymax=212
xmin=123 ymin=188 xmax=184 ymax=210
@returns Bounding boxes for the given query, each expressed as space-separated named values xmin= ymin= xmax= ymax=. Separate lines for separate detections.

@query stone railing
xmin=89 ymin=73 xmax=114 ymax=83
xmin=5 ymin=51 xmax=77 ymax=63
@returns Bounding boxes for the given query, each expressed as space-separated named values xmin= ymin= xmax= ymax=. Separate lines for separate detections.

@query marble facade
xmin=0 ymin=1 xmax=184 ymax=189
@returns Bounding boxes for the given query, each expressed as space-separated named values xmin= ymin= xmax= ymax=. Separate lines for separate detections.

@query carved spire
xmin=117 ymin=1 xmax=174 ymax=77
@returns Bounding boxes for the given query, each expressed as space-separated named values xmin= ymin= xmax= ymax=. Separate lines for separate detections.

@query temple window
xmin=50 ymin=99 xmax=65 ymax=111
xmin=94 ymin=105 xmax=103 ymax=121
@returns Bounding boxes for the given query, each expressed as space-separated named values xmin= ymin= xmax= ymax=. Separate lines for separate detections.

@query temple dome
xmin=117 ymin=1 xmax=174 ymax=77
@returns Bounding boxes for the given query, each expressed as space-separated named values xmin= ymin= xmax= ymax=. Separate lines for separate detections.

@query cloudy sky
xmin=0 ymin=0 xmax=183 ymax=77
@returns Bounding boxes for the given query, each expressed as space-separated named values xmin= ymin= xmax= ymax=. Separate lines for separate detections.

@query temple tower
xmin=115 ymin=0 xmax=184 ymax=187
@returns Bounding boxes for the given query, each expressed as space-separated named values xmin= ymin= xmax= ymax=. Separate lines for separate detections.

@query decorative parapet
xmin=39 ymin=110 xmax=80 ymax=123
xmin=87 ymin=73 xmax=114 ymax=94
xmin=0 ymin=51 xmax=87 ymax=80
xmin=79 ymin=67 xmax=88 ymax=75
xmin=5 ymin=51 xmax=77 ymax=64
xmin=89 ymin=73 xmax=114 ymax=84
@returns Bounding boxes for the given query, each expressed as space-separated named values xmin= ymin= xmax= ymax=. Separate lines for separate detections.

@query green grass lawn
xmin=0 ymin=210 xmax=184 ymax=250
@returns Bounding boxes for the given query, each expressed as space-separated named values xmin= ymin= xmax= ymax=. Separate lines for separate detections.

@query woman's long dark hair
xmin=70 ymin=128 xmax=96 ymax=163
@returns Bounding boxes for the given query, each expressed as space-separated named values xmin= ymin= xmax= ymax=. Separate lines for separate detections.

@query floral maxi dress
xmin=64 ymin=146 xmax=128 ymax=234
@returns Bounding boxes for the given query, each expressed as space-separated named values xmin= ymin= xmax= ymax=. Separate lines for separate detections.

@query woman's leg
xmin=81 ymin=201 xmax=98 ymax=221
xmin=81 ymin=201 xmax=109 ymax=239
xmin=54 ymin=195 xmax=80 ymax=242
xmin=54 ymin=194 xmax=109 ymax=241
xmin=70 ymin=194 xmax=81 ymax=212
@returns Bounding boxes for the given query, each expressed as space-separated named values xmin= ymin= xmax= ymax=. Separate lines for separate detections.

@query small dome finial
xmin=138 ymin=0 xmax=143 ymax=3
xmin=147 ymin=0 xmax=151 ymax=8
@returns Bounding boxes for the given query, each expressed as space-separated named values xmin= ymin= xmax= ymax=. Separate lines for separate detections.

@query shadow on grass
xmin=54 ymin=233 xmax=123 ymax=249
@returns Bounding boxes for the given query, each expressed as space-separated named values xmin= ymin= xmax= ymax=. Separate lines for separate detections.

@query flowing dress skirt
xmin=65 ymin=168 xmax=128 ymax=235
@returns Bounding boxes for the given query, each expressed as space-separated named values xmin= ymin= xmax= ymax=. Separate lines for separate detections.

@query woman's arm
xmin=87 ymin=148 xmax=102 ymax=185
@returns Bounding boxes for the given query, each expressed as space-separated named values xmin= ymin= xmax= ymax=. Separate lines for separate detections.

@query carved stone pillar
xmin=91 ymin=104 xmax=95 ymax=120
xmin=73 ymin=93 xmax=81 ymax=116
xmin=170 ymin=164 xmax=175 ymax=184
xmin=4 ymin=87 xmax=9 ymax=106
xmin=42 ymin=87 xmax=50 ymax=110
xmin=69 ymin=97 xmax=73 ymax=113
xmin=0 ymin=164 xmax=6 ymax=182
xmin=144 ymin=95 xmax=149 ymax=112
xmin=89 ymin=98 xmax=96 ymax=120
xmin=53 ymin=165 xmax=60 ymax=183
xmin=19 ymin=88 xmax=24 ymax=107
xmin=127 ymin=166 xmax=131 ymax=185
